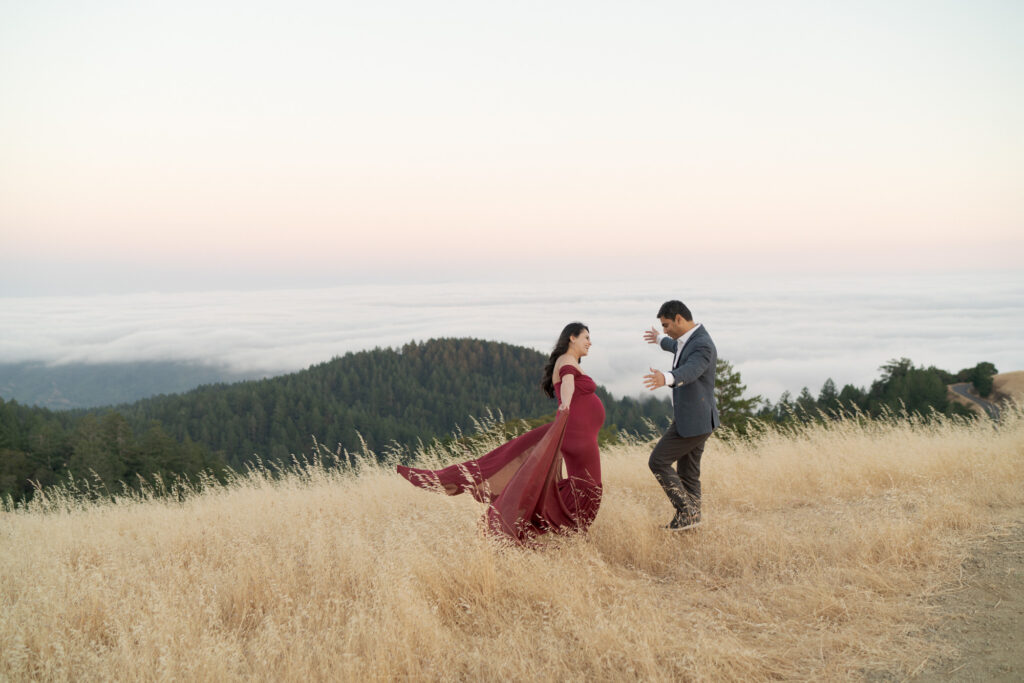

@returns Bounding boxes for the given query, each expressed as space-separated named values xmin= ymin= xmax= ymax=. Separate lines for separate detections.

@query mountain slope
xmin=1 ymin=339 xmax=670 ymax=501
xmin=114 ymin=338 xmax=671 ymax=465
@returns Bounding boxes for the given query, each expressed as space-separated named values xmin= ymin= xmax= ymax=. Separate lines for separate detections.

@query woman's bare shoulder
xmin=553 ymin=354 xmax=581 ymax=378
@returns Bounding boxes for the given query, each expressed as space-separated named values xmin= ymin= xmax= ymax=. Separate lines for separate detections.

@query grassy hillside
xmin=2 ymin=409 xmax=1022 ymax=681
xmin=994 ymin=371 xmax=1024 ymax=401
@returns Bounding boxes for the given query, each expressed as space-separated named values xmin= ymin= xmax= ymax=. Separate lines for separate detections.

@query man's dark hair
xmin=657 ymin=300 xmax=692 ymax=321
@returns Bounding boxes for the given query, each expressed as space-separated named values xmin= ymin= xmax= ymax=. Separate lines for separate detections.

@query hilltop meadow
xmin=2 ymin=407 xmax=1022 ymax=681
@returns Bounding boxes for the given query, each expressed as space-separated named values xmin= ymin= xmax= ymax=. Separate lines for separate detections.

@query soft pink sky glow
xmin=2 ymin=1 xmax=1022 ymax=293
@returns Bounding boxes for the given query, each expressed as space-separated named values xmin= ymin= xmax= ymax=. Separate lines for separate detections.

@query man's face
xmin=659 ymin=315 xmax=687 ymax=340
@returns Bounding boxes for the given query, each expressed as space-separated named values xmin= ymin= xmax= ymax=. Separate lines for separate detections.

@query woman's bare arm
xmin=558 ymin=373 xmax=575 ymax=411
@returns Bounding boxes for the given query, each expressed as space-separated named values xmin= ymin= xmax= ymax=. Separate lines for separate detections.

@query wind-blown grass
xmin=2 ymin=407 xmax=1022 ymax=681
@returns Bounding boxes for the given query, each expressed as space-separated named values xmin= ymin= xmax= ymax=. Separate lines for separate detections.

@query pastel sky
xmin=1 ymin=1 xmax=1022 ymax=294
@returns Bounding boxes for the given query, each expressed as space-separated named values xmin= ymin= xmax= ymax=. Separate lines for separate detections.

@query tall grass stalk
xmin=2 ymin=408 xmax=1022 ymax=681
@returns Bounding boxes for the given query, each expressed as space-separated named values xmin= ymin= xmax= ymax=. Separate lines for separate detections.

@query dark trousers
xmin=648 ymin=422 xmax=710 ymax=519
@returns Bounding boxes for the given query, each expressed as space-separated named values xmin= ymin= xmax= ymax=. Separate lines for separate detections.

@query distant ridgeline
xmin=1 ymin=340 xmax=1004 ymax=504
xmin=0 ymin=360 xmax=262 ymax=410
xmin=0 ymin=339 xmax=671 ymax=502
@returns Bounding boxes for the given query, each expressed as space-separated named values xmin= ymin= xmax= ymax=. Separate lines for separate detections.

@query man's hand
xmin=643 ymin=367 xmax=667 ymax=390
xmin=643 ymin=326 xmax=660 ymax=344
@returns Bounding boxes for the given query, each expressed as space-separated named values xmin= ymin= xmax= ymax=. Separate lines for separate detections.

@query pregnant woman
xmin=397 ymin=322 xmax=605 ymax=545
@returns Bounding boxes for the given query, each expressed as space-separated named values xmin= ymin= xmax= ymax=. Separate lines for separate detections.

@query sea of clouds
xmin=2 ymin=270 xmax=1022 ymax=403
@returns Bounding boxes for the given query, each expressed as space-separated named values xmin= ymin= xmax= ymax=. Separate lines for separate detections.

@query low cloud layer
xmin=2 ymin=272 xmax=1022 ymax=403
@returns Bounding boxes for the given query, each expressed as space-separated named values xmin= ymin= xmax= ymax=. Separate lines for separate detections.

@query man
xmin=642 ymin=300 xmax=719 ymax=530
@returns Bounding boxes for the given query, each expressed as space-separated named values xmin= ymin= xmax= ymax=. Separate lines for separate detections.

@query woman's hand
xmin=559 ymin=400 xmax=570 ymax=412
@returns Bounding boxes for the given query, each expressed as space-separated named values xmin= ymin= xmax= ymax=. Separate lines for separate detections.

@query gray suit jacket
xmin=661 ymin=325 xmax=720 ymax=437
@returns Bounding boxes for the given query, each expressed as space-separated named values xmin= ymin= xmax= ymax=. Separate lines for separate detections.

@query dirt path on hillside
xmin=909 ymin=514 xmax=1024 ymax=682
xmin=949 ymin=383 xmax=1002 ymax=420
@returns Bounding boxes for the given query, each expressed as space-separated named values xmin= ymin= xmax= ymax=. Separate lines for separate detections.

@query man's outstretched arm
xmin=644 ymin=339 xmax=713 ymax=390
xmin=642 ymin=325 xmax=677 ymax=353
xmin=667 ymin=339 xmax=714 ymax=387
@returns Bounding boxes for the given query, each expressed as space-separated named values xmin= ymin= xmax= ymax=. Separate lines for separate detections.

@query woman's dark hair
xmin=657 ymin=300 xmax=692 ymax=321
xmin=541 ymin=322 xmax=589 ymax=399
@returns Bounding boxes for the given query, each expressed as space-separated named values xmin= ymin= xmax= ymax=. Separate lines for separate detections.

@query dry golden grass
xmin=2 ymin=409 xmax=1023 ymax=682
xmin=994 ymin=371 xmax=1024 ymax=401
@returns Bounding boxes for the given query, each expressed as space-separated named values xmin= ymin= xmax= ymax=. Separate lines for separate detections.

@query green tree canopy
xmin=713 ymin=359 xmax=762 ymax=433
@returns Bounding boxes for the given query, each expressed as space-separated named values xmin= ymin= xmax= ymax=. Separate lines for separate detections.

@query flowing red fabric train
xmin=484 ymin=410 xmax=576 ymax=541
xmin=397 ymin=365 xmax=604 ymax=545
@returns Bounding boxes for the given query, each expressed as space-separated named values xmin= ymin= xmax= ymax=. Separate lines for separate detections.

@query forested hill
xmin=114 ymin=338 xmax=671 ymax=466
xmin=0 ymin=339 xmax=670 ymax=501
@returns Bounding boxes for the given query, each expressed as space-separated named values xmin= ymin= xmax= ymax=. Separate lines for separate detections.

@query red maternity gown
xmin=396 ymin=365 xmax=605 ymax=544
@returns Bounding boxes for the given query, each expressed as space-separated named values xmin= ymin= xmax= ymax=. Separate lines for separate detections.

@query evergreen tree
xmin=869 ymin=359 xmax=949 ymax=416
xmin=817 ymin=378 xmax=839 ymax=413
xmin=68 ymin=414 xmax=128 ymax=487
xmin=969 ymin=362 xmax=998 ymax=397
xmin=794 ymin=387 xmax=817 ymax=421
xmin=773 ymin=391 xmax=795 ymax=423
xmin=713 ymin=359 xmax=762 ymax=433
xmin=837 ymin=384 xmax=866 ymax=412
